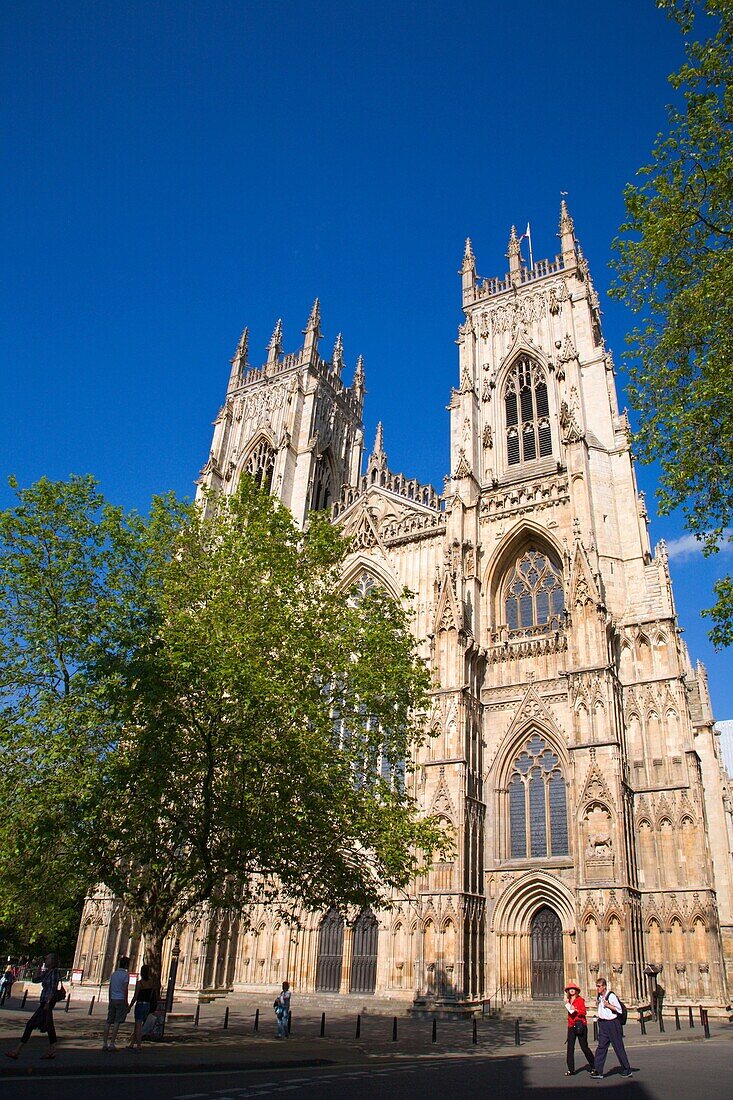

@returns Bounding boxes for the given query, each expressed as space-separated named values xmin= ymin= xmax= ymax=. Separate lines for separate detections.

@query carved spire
xmin=352 ymin=354 xmax=365 ymax=404
xmin=267 ymin=318 xmax=283 ymax=368
xmin=303 ymin=298 xmax=322 ymax=362
xmin=559 ymin=197 xmax=577 ymax=267
xmin=331 ymin=332 xmax=344 ymax=375
xmin=228 ymin=326 xmax=248 ymax=391
xmin=461 ymin=236 xmax=477 ymax=305
xmin=366 ymin=419 xmax=387 ymax=480
xmin=507 ymin=225 xmax=521 ymax=279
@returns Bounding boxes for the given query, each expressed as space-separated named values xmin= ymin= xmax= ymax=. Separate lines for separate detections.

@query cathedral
xmin=74 ymin=204 xmax=733 ymax=1012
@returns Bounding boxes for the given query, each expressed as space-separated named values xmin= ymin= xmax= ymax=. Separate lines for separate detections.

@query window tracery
xmin=508 ymin=733 xmax=568 ymax=859
xmin=246 ymin=439 xmax=275 ymax=493
xmin=503 ymin=548 xmax=564 ymax=635
xmin=504 ymin=354 xmax=552 ymax=466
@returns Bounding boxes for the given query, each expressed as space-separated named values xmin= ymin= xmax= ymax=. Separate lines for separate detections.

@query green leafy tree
xmin=0 ymin=475 xmax=187 ymax=955
xmin=0 ymin=475 xmax=445 ymax=981
xmin=611 ymin=0 xmax=733 ymax=645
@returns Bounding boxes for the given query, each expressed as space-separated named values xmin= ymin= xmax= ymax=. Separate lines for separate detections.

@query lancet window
xmin=311 ymin=455 xmax=333 ymax=511
xmin=503 ymin=548 xmax=564 ymax=635
xmin=508 ymin=733 xmax=568 ymax=859
xmin=504 ymin=355 xmax=552 ymax=466
xmin=246 ymin=439 xmax=275 ymax=493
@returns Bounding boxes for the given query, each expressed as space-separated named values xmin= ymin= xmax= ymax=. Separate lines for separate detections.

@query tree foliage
xmin=0 ymin=475 xmax=445 ymax=978
xmin=611 ymin=0 xmax=733 ymax=645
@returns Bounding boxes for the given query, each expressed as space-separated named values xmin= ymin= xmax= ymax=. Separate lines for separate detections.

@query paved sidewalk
xmin=0 ymin=996 xmax=729 ymax=1079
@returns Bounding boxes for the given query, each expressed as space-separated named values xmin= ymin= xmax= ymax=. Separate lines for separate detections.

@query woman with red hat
xmin=564 ymin=982 xmax=594 ymax=1076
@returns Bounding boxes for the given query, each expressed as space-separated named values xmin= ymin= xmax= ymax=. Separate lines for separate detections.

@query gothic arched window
xmin=503 ymin=548 xmax=564 ymax=635
xmin=508 ymin=733 xmax=568 ymax=859
xmin=504 ymin=355 xmax=552 ymax=466
xmin=246 ymin=439 xmax=275 ymax=493
xmin=311 ymin=454 xmax=333 ymax=512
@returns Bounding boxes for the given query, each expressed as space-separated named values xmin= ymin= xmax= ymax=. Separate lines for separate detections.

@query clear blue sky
xmin=2 ymin=1 xmax=730 ymax=715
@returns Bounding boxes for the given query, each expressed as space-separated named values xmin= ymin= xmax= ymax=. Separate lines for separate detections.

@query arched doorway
xmin=349 ymin=909 xmax=378 ymax=994
xmin=531 ymin=905 xmax=563 ymax=999
xmin=315 ymin=908 xmax=344 ymax=993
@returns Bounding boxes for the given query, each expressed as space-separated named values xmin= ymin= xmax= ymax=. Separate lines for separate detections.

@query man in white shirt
xmin=102 ymin=955 xmax=130 ymax=1052
xmin=590 ymin=977 xmax=632 ymax=1079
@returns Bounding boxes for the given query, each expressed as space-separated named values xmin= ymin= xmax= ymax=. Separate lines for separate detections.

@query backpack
xmin=608 ymin=991 xmax=628 ymax=1026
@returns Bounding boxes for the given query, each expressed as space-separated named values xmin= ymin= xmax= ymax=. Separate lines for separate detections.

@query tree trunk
xmin=143 ymin=932 xmax=166 ymax=993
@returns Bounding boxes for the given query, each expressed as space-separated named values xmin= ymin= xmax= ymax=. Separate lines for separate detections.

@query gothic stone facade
xmin=75 ymin=206 xmax=733 ymax=1009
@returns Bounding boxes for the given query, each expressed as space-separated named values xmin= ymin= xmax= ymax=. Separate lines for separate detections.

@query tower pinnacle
xmin=228 ymin=326 xmax=249 ymax=390
xmin=352 ymin=354 xmax=365 ymax=404
xmin=507 ymin=225 xmax=522 ymax=280
xmin=267 ymin=318 xmax=283 ymax=369
xmin=559 ymin=197 xmax=577 ymax=266
xmin=332 ymin=332 xmax=344 ymax=375
xmin=303 ymin=298 xmax=322 ymax=362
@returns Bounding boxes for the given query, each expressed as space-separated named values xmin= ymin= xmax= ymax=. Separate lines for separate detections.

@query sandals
xmin=5 ymin=1051 xmax=19 ymax=1060
xmin=565 ymin=1071 xmax=573 ymax=1076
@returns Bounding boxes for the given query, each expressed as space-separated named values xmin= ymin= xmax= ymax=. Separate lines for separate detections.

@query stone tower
xmin=74 ymin=206 xmax=733 ymax=1012
xmin=196 ymin=300 xmax=365 ymax=527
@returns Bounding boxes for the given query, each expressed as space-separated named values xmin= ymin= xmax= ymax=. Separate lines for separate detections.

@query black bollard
xmin=320 ymin=1011 xmax=326 ymax=1037
xmin=689 ymin=1006 xmax=694 ymax=1028
xmin=472 ymin=1017 xmax=478 ymax=1045
xmin=223 ymin=1006 xmax=229 ymax=1030
xmin=593 ymin=1019 xmax=599 ymax=1042
xmin=65 ymin=994 xmax=71 ymax=1013
xmin=675 ymin=1007 xmax=680 ymax=1030
xmin=288 ymin=1010 xmax=292 ymax=1035
xmin=659 ymin=1009 xmax=665 ymax=1033
xmin=20 ymin=990 xmax=28 ymax=1010
xmin=254 ymin=1007 xmax=259 ymax=1032
xmin=702 ymin=1009 xmax=711 ymax=1039
xmin=514 ymin=1018 xmax=520 ymax=1046
xmin=392 ymin=1016 xmax=398 ymax=1042
xmin=639 ymin=1011 xmax=646 ymax=1035
xmin=355 ymin=1014 xmax=361 ymax=1039
xmin=87 ymin=995 xmax=95 ymax=1015
xmin=432 ymin=1017 xmax=437 ymax=1043
xmin=194 ymin=1004 xmax=200 ymax=1027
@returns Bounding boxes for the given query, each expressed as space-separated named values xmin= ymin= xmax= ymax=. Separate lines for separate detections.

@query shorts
xmin=106 ymin=1000 xmax=129 ymax=1025
xmin=134 ymin=1002 xmax=151 ymax=1022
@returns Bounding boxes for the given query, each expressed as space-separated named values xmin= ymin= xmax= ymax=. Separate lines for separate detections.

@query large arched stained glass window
xmin=504 ymin=548 xmax=564 ymax=635
xmin=504 ymin=355 xmax=552 ymax=466
xmin=246 ymin=439 xmax=275 ymax=493
xmin=508 ymin=733 xmax=568 ymax=859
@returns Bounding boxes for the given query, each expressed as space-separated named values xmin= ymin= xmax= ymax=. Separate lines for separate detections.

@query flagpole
xmin=527 ymin=222 xmax=534 ymax=270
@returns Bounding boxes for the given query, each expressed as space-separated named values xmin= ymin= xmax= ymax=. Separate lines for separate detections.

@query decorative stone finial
xmin=462 ymin=237 xmax=476 ymax=272
xmin=507 ymin=225 xmax=521 ymax=277
xmin=559 ymin=197 xmax=577 ymax=266
xmin=266 ymin=319 xmax=283 ymax=368
xmin=373 ymin=421 xmax=384 ymax=456
xmin=231 ymin=327 xmax=249 ymax=366
xmin=228 ymin=326 xmax=249 ymax=390
xmin=332 ymin=332 xmax=344 ymax=373
xmin=352 ymin=354 xmax=365 ymax=402
xmin=304 ymin=297 xmax=321 ymax=336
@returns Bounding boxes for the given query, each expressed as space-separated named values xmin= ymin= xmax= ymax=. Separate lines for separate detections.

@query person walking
xmin=563 ymin=982 xmax=594 ymax=1076
xmin=126 ymin=964 xmax=158 ymax=1051
xmin=274 ymin=980 xmax=291 ymax=1038
xmin=590 ymin=977 xmax=632 ymax=1080
xmin=102 ymin=955 xmax=130 ymax=1052
xmin=0 ymin=964 xmax=14 ymax=1006
xmin=4 ymin=953 xmax=63 ymax=1060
